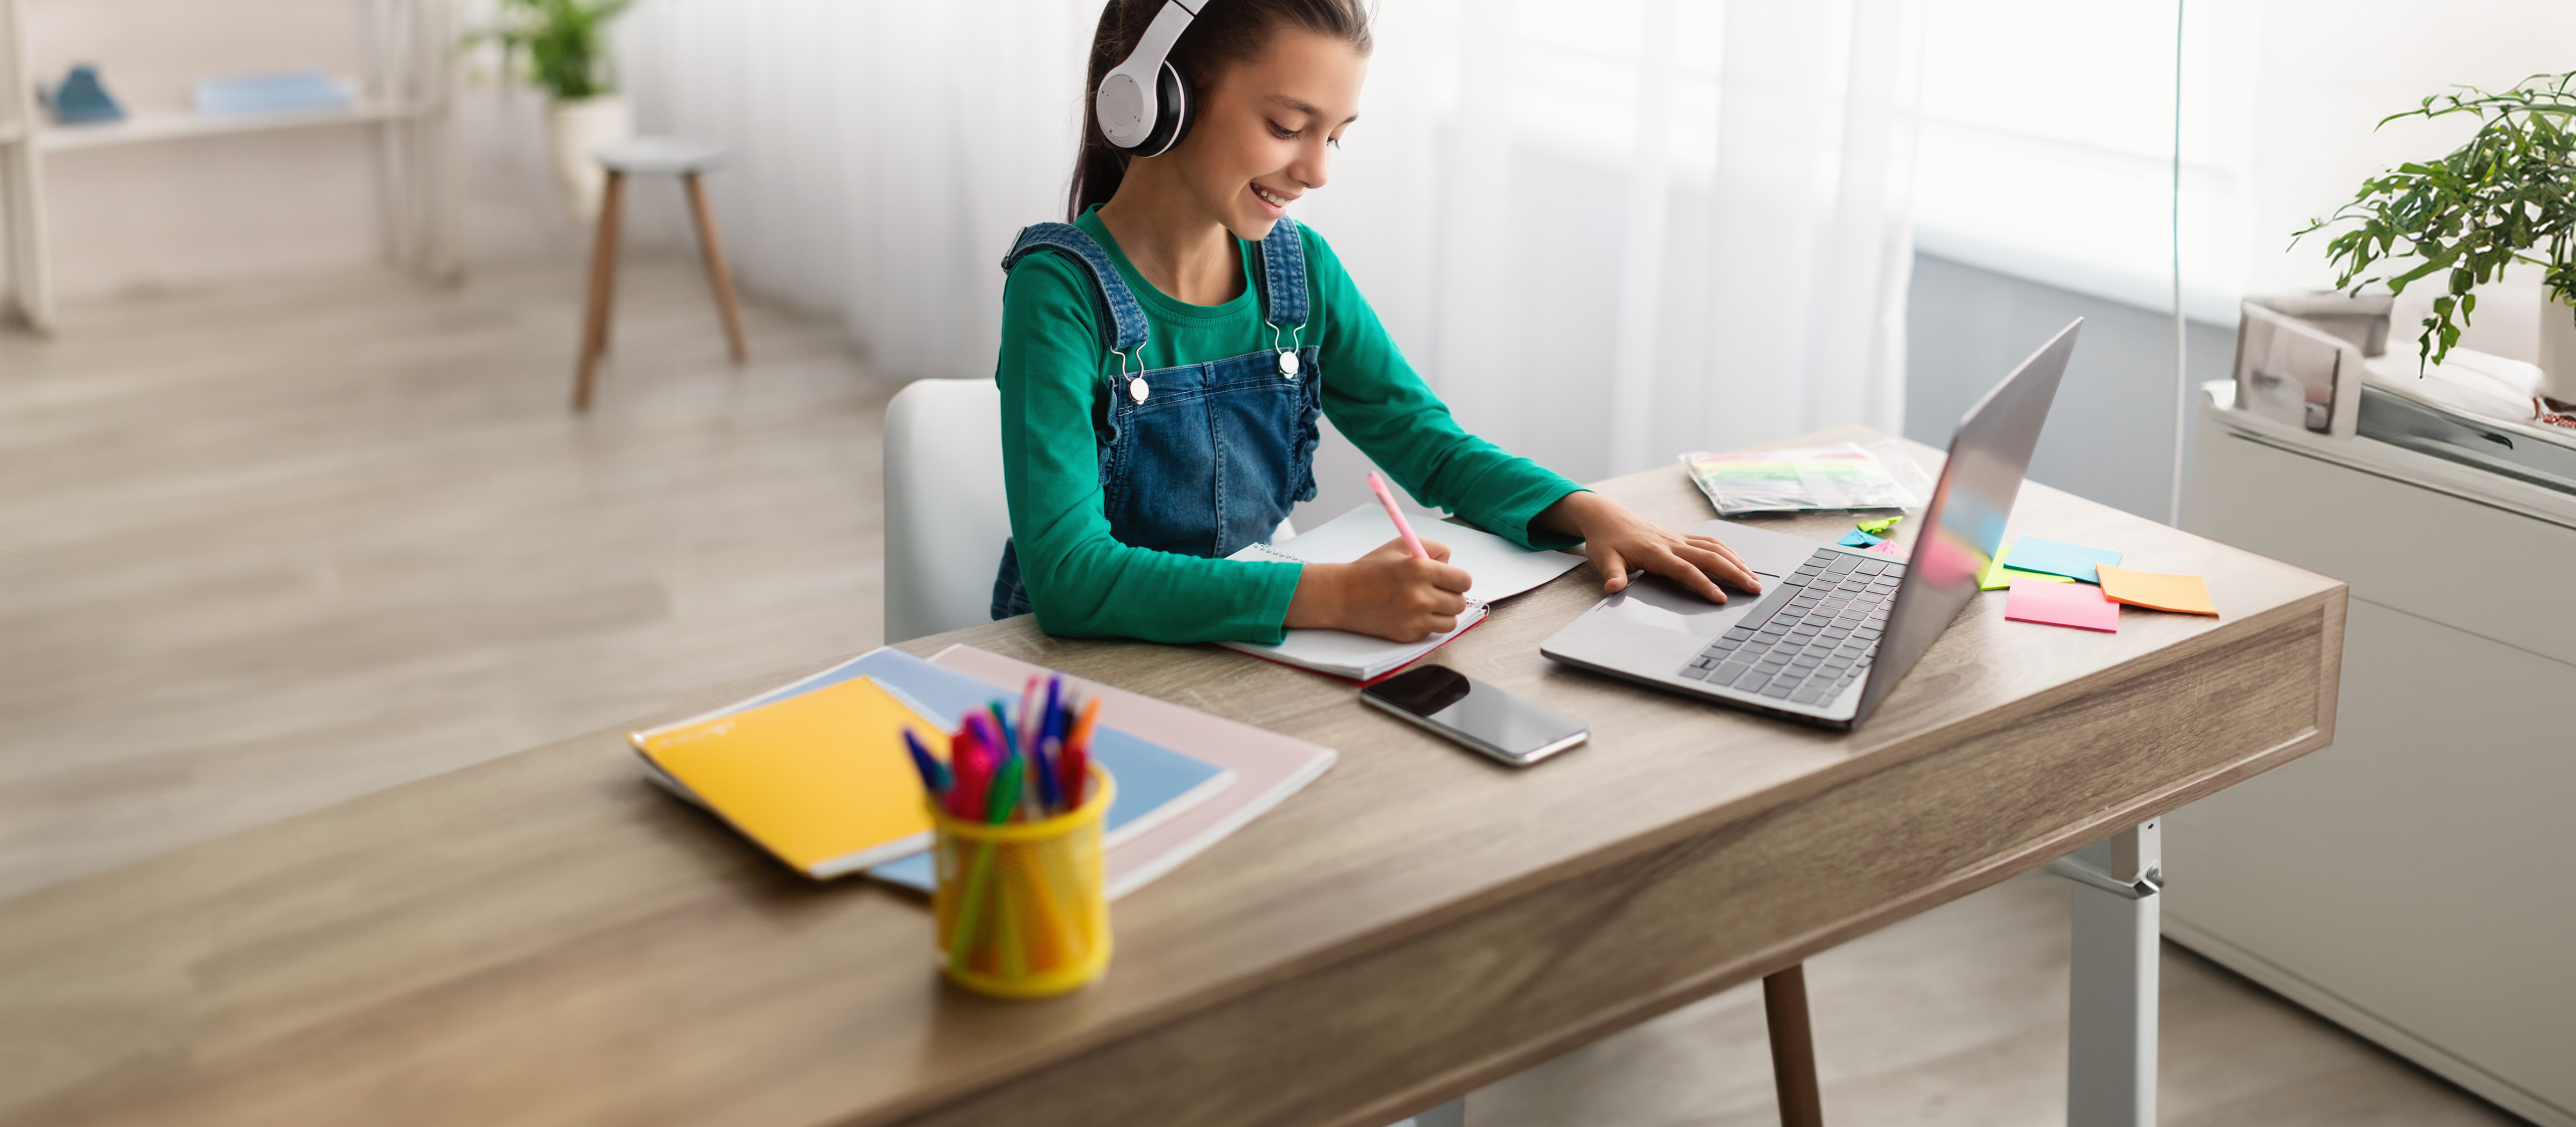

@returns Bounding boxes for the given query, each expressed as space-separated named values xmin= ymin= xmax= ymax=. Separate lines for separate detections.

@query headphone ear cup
xmin=1136 ymin=60 xmax=1192 ymax=157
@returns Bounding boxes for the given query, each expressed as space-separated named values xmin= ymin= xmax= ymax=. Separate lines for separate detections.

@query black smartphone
xmin=1359 ymin=665 xmax=1589 ymax=766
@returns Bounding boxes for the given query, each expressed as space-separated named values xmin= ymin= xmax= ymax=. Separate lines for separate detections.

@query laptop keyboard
xmin=1677 ymin=549 xmax=1902 ymax=706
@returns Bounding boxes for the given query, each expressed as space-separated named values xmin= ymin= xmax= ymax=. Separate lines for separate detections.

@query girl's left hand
xmin=1536 ymin=491 xmax=1761 ymax=603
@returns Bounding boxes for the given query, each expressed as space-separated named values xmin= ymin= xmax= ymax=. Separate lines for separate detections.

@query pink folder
xmin=930 ymin=644 xmax=1338 ymax=900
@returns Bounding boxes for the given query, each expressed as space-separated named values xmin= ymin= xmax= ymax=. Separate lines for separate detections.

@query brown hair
xmin=1067 ymin=0 xmax=1373 ymax=222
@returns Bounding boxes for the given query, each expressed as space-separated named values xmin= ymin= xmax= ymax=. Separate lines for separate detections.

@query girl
xmin=991 ymin=0 xmax=1758 ymax=645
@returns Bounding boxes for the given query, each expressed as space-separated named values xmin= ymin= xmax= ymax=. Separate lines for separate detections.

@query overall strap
xmin=1000 ymin=223 xmax=1150 ymax=356
xmin=1253 ymin=218 xmax=1311 ymax=330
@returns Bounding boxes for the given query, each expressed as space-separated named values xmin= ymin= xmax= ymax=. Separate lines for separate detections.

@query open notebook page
xmin=1227 ymin=503 xmax=1584 ymax=603
xmin=1215 ymin=602 xmax=1486 ymax=683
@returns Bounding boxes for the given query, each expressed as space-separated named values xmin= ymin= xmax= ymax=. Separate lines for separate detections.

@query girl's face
xmin=1174 ymin=30 xmax=1366 ymax=240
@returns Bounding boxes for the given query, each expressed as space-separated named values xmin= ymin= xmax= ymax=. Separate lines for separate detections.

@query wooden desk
xmin=0 ymin=429 xmax=2345 ymax=1127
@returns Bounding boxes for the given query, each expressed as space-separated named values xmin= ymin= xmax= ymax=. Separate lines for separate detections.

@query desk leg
xmin=2050 ymin=819 xmax=2161 ymax=1127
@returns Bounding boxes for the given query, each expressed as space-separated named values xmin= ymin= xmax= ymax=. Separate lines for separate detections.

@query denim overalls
xmin=990 ymin=219 xmax=1324 ymax=619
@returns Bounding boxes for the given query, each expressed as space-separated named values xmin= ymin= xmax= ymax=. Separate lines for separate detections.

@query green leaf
xmin=465 ymin=0 xmax=631 ymax=100
xmin=2294 ymin=71 xmax=2576 ymax=364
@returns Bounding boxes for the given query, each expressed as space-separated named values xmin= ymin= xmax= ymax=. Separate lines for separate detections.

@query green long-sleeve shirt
xmin=996 ymin=207 xmax=1583 ymax=643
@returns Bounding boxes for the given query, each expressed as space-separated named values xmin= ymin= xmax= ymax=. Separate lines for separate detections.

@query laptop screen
xmin=1854 ymin=319 xmax=2083 ymax=723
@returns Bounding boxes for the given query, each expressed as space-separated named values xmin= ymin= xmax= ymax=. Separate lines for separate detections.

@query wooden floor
xmin=0 ymin=264 xmax=2524 ymax=1125
xmin=0 ymin=257 xmax=895 ymax=902
xmin=1472 ymin=873 xmax=2526 ymax=1127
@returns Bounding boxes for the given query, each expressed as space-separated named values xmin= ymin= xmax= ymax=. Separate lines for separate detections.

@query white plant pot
xmin=2540 ymin=296 xmax=2576 ymax=405
xmin=546 ymin=94 xmax=633 ymax=224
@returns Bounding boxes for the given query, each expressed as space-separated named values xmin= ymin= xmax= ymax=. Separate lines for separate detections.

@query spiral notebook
xmin=1216 ymin=504 xmax=1584 ymax=682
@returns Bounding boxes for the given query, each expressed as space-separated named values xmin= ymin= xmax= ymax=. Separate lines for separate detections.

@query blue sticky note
xmin=1838 ymin=529 xmax=1884 ymax=547
xmin=2005 ymin=536 xmax=2123 ymax=583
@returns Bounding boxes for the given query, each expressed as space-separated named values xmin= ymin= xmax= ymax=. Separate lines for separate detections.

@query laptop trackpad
xmin=1601 ymin=570 xmax=1783 ymax=638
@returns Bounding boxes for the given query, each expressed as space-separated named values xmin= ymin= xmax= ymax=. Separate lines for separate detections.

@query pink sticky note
xmin=2005 ymin=576 xmax=2119 ymax=632
xmin=1867 ymin=540 xmax=1907 ymax=559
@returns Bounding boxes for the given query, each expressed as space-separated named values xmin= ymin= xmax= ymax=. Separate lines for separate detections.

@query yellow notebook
xmin=631 ymin=676 xmax=948 ymax=879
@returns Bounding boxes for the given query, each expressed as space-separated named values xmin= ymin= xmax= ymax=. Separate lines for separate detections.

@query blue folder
xmin=193 ymin=72 xmax=352 ymax=116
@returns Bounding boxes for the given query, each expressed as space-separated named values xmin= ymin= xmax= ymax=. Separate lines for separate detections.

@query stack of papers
xmin=632 ymin=649 xmax=1235 ymax=883
xmin=683 ymin=646 xmax=1333 ymax=900
xmin=1679 ymin=442 xmax=1930 ymax=515
xmin=1219 ymin=504 xmax=1584 ymax=682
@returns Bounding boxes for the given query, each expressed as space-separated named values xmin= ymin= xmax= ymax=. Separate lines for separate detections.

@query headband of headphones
xmin=1094 ymin=0 xmax=1206 ymax=156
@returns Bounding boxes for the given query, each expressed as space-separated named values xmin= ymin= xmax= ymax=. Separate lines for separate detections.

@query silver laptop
xmin=1540 ymin=319 xmax=2082 ymax=730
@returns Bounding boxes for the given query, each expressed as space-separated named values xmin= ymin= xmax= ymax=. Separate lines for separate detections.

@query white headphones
xmin=1094 ymin=0 xmax=1207 ymax=157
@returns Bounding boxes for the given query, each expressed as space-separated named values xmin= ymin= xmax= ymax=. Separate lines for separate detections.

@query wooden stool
xmin=573 ymin=137 xmax=749 ymax=411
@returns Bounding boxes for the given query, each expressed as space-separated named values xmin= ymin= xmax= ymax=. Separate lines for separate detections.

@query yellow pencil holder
xmin=928 ymin=765 xmax=1114 ymax=999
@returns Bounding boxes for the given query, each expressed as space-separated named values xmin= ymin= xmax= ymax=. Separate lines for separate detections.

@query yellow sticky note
xmin=2095 ymin=565 xmax=2216 ymax=616
xmin=1978 ymin=540 xmax=2076 ymax=591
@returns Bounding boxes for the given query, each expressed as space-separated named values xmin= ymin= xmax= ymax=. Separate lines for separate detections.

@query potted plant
xmin=470 ymin=0 xmax=635 ymax=222
xmin=2299 ymin=71 xmax=2576 ymax=402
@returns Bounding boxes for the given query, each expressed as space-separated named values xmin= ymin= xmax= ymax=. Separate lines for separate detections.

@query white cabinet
xmin=2172 ymin=387 xmax=2576 ymax=1127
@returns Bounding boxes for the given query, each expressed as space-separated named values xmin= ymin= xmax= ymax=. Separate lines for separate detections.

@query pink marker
xmin=1367 ymin=471 xmax=1429 ymax=560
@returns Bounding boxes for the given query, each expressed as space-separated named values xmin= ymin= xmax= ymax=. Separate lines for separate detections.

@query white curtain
xmin=616 ymin=0 xmax=1922 ymax=501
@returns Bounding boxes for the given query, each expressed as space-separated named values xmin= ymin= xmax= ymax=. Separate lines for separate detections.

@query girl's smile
xmin=1250 ymin=181 xmax=1298 ymax=217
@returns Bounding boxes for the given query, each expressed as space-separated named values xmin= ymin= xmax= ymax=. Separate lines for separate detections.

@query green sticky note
xmin=1856 ymin=516 xmax=1902 ymax=537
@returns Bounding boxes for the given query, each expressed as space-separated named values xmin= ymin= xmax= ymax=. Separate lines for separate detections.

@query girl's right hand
xmin=1286 ymin=538 xmax=1474 ymax=642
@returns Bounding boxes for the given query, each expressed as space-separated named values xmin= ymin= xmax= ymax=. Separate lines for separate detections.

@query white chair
xmin=884 ymin=379 xmax=1013 ymax=645
xmin=881 ymin=378 xmax=1294 ymax=645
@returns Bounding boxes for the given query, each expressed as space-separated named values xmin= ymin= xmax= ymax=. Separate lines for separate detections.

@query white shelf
xmin=0 ymin=0 xmax=459 ymax=332
xmin=26 ymin=100 xmax=431 ymax=152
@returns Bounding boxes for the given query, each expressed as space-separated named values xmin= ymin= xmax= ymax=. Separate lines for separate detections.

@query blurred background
xmin=3 ymin=1 xmax=2566 ymax=1122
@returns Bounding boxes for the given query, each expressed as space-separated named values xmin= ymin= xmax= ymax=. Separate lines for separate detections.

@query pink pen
xmin=1367 ymin=471 xmax=1428 ymax=560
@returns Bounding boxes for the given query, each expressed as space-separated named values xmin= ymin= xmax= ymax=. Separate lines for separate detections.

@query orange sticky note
xmin=2095 ymin=565 xmax=2216 ymax=616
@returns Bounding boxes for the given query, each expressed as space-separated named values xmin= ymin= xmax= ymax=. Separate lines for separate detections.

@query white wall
xmin=1917 ymin=0 xmax=2576 ymax=363
xmin=453 ymin=72 xmax=588 ymax=265
xmin=1904 ymin=0 xmax=2576 ymax=533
